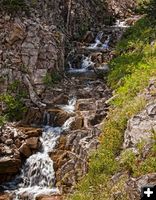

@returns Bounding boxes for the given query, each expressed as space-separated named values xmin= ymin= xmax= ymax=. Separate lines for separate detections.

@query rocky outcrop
xmin=108 ymin=79 xmax=156 ymax=199
xmin=107 ymin=0 xmax=136 ymax=18
xmin=0 ymin=124 xmax=42 ymax=183
xmin=123 ymin=79 xmax=156 ymax=152
xmin=126 ymin=173 xmax=156 ymax=200
xmin=123 ymin=101 xmax=156 ymax=151
xmin=0 ymin=14 xmax=64 ymax=115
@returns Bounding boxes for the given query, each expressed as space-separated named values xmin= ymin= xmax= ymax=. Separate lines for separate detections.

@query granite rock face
xmin=0 ymin=15 xmax=64 ymax=97
xmin=123 ymin=101 xmax=156 ymax=150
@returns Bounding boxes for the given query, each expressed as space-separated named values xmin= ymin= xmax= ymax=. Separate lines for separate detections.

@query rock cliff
xmin=0 ymin=0 xmax=136 ymax=123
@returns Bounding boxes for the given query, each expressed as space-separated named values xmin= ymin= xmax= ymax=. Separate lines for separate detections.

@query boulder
xmin=5 ymin=139 xmax=13 ymax=145
xmin=19 ymin=127 xmax=42 ymax=138
xmin=19 ymin=143 xmax=32 ymax=157
xmin=22 ymin=107 xmax=43 ymax=125
xmin=89 ymin=113 xmax=107 ymax=126
xmin=90 ymin=52 xmax=103 ymax=64
xmin=0 ymin=193 xmax=11 ymax=200
xmin=25 ymin=137 xmax=39 ymax=149
xmin=70 ymin=115 xmax=83 ymax=130
xmin=80 ymin=111 xmax=96 ymax=128
xmin=82 ymin=31 xmax=94 ymax=43
xmin=0 ymin=157 xmax=21 ymax=174
xmin=7 ymin=22 xmax=25 ymax=45
xmin=76 ymin=99 xmax=96 ymax=111
xmin=45 ymin=94 xmax=69 ymax=106
xmin=51 ymin=150 xmax=70 ymax=171
xmin=123 ymin=101 xmax=156 ymax=149
xmin=94 ymin=63 xmax=110 ymax=74
xmin=67 ymin=69 xmax=97 ymax=80
xmin=15 ymin=138 xmax=22 ymax=148
xmin=51 ymin=128 xmax=101 ymax=193
xmin=47 ymin=109 xmax=72 ymax=126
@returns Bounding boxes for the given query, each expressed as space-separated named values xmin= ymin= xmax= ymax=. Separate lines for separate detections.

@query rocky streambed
xmin=0 ymin=17 xmax=139 ymax=200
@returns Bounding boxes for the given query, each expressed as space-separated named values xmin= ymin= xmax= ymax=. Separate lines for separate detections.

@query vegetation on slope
xmin=0 ymin=0 xmax=27 ymax=12
xmin=0 ymin=81 xmax=28 ymax=125
xmin=67 ymin=7 xmax=156 ymax=200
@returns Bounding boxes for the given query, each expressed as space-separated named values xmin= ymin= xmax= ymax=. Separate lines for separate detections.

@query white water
xmin=81 ymin=56 xmax=94 ymax=69
xmin=58 ymin=97 xmax=76 ymax=113
xmin=114 ymin=19 xmax=129 ymax=28
xmin=102 ymin=35 xmax=110 ymax=49
xmin=3 ymin=117 xmax=75 ymax=200
xmin=68 ymin=31 xmax=111 ymax=73
xmin=89 ymin=31 xmax=103 ymax=48
xmin=68 ymin=55 xmax=94 ymax=73
xmin=88 ymin=31 xmax=110 ymax=50
xmin=43 ymin=111 xmax=50 ymax=125
xmin=62 ymin=117 xmax=75 ymax=131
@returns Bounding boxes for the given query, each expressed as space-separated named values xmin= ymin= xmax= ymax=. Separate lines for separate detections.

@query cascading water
xmin=67 ymin=31 xmax=111 ymax=75
xmin=102 ymin=35 xmax=110 ymax=49
xmin=81 ymin=56 xmax=94 ymax=69
xmin=68 ymin=55 xmax=94 ymax=73
xmin=58 ymin=97 xmax=76 ymax=113
xmin=88 ymin=31 xmax=110 ymax=50
xmin=43 ymin=111 xmax=50 ymax=125
xmin=114 ymin=19 xmax=129 ymax=28
xmin=89 ymin=31 xmax=103 ymax=48
xmin=2 ymin=114 xmax=76 ymax=200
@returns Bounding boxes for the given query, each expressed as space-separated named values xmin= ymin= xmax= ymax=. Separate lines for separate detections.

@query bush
xmin=43 ymin=72 xmax=62 ymax=87
xmin=137 ymin=0 xmax=156 ymax=18
xmin=0 ymin=94 xmax=27 ymax=121
xmin=146 ymin=0 xmax=156 ymax=18
xmin=1 ymin=0 xmax=27 ymax=12
xmin=0 ymin=80 xmax=28 ymax=121
xmin=0 ymin=115 xmax=7 ymax=127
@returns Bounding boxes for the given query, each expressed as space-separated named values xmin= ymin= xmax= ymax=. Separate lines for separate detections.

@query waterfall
xmin=62 ymin=117 xmax=75 ymax=131
xmin=2 ymin=116 xmax=76 ymax=200
xmin=43 ymin=111 xmax=50 ymax=125
xmin=88 ymin=31 xmax=110 ymax=50
xmin=81 ymin=56 xmax=94 ymax=69
xmin=58 ymin=97 xmax=76 ymax=113
xmin=102 ymin=35 xmax=110 ymax=49
xmin=89 ymin=32 xmax=103 ymax=48
xmin=114 ymin=19 xmax=129 ymax=28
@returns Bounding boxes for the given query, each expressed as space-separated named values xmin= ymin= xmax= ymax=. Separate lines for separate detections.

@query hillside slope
xmin=67 ymin=13 xmax=156 ymax=200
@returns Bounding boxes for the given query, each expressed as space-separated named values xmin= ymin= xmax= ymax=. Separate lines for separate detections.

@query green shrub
xmin=138 ymin=0 xmax=156 ymax=18
xmin=0 ymin=94 xmax=27 ymax=121
xmin=1 ymin=0 xmax=27 ymax=12
xmin=120 ymin=149 xmax=137 ymax=171
xmin=0 ymin=115 xmax=7 ymax=127
xmin=0 ymin=80 xmax=28 ymax=121
xmin=43 ymin=72 xmax=62 ymax=87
